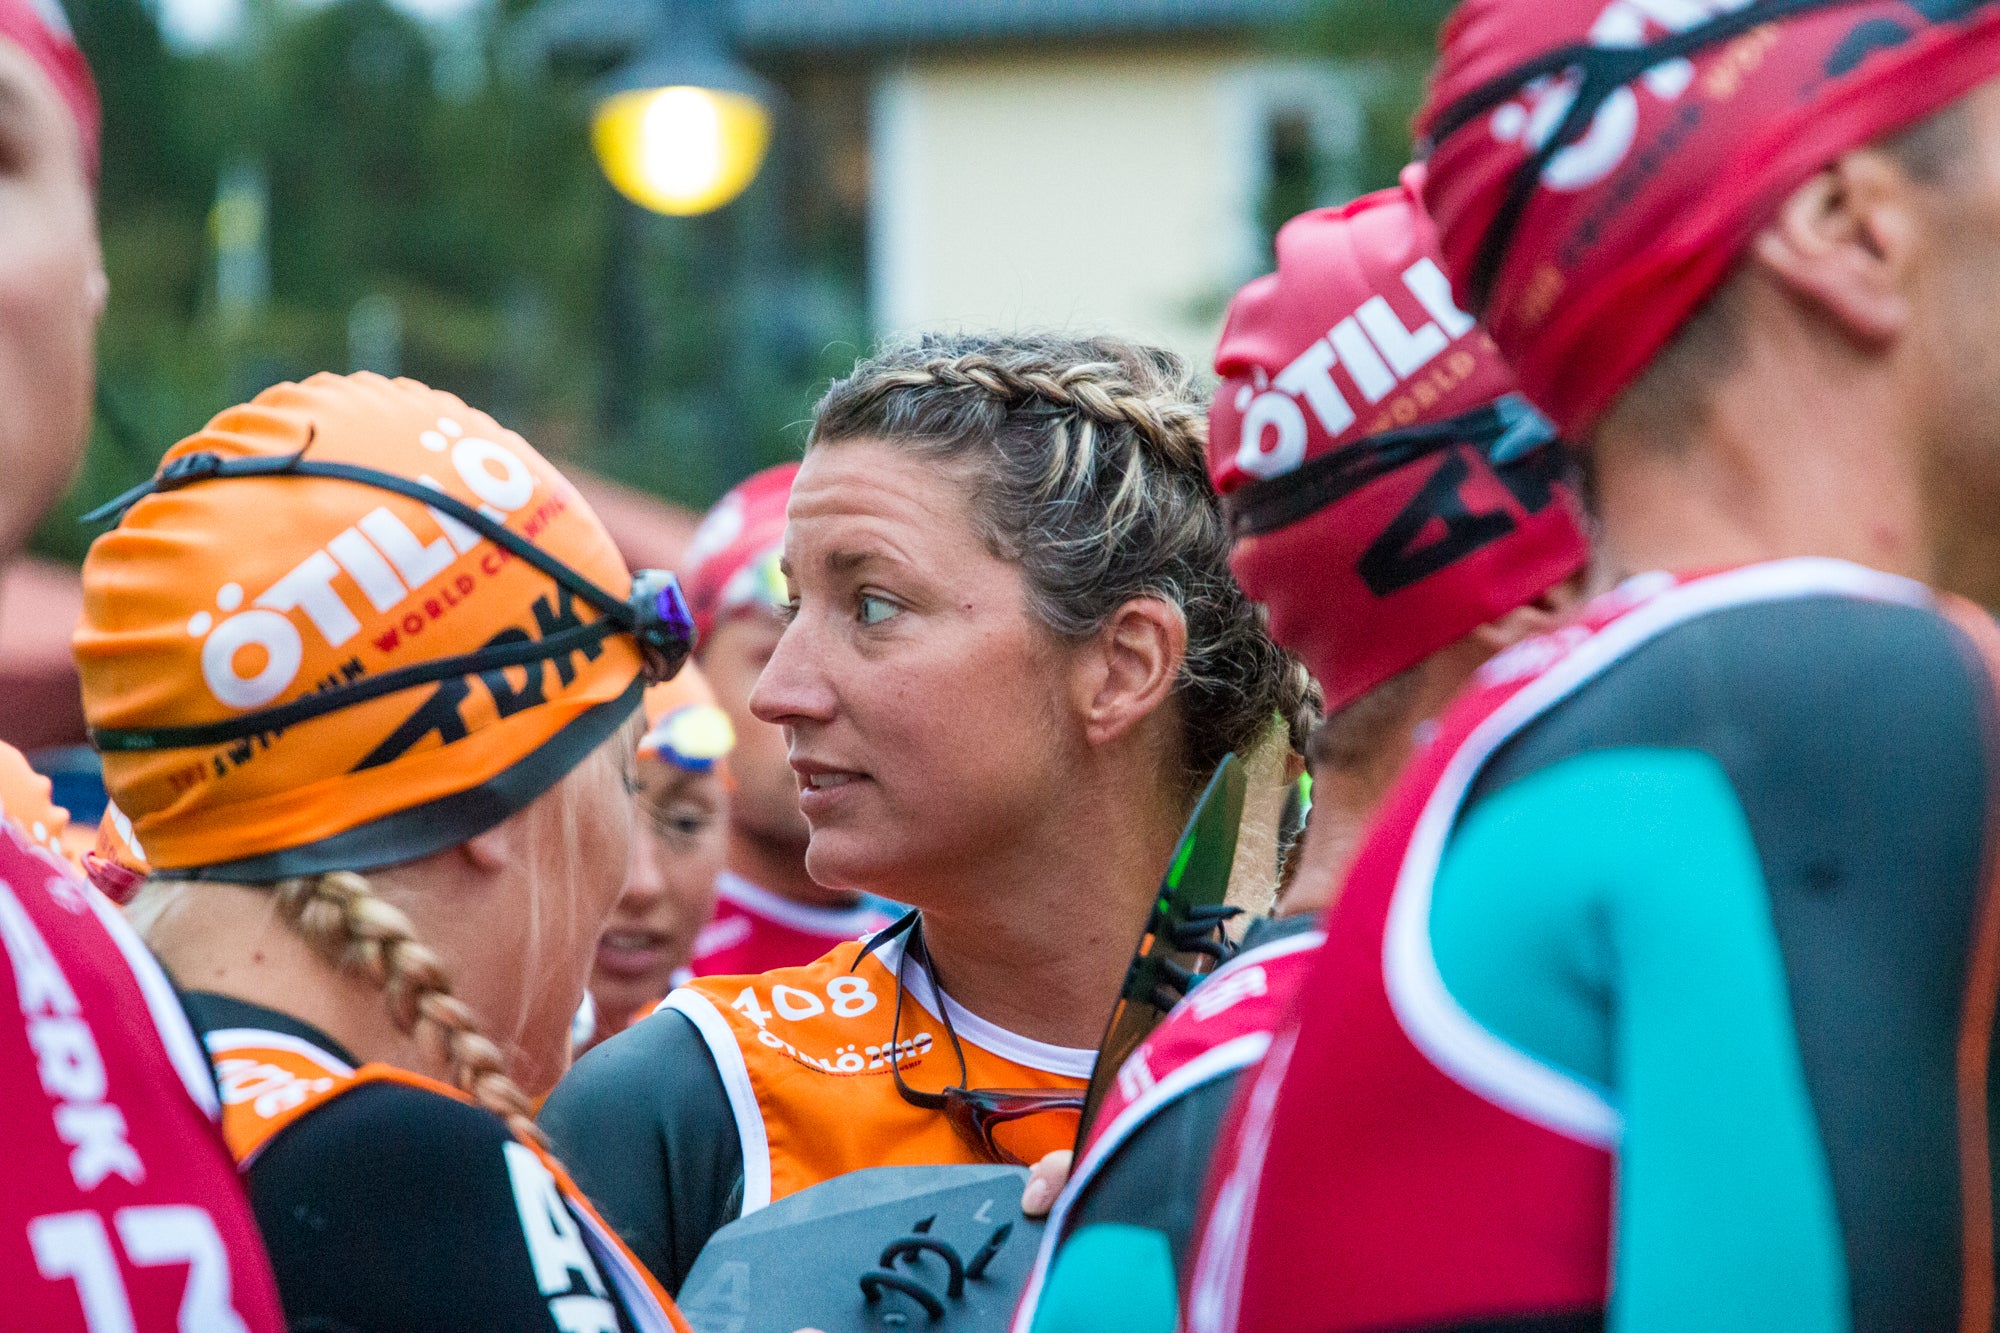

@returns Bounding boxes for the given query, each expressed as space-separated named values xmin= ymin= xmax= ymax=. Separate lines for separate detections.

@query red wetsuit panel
xmin=1086 ymin=929 xmax=1324 ymax=1156
xmin=689 ymin=874 xmax=894 ymax=978
xmin=0 ymin=816 xmax=285 ymax=1332
xmin=1190 ymin=563 xmax=1949 ymax=1332
xmin=1186 ymin=580 xmax=1714 ymax=1333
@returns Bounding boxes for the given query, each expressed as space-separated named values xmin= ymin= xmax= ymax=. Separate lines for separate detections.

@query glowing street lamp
xmin=592 ymin=81 xmax=772 ymax=216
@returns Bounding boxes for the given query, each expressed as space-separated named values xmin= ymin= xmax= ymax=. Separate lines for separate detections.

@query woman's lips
xmin=595 ymin=930 xmax=669 ymax=979
xmin=792 ymin=760 xmax=868 ymax=819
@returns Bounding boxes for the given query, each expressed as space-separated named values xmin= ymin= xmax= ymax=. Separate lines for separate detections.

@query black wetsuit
xmin=541 ymin=1010 xmax=743 ymax=1294
xmin=186 ymin=993 xmax=647 ymax=1333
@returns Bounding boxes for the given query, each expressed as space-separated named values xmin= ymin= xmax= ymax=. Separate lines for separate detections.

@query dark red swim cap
xmin=1420 ymin=0 xmax=2000 ymax=436
xmin=0 ymin=0 xmax=98 ymax=181
xmin=680 ymin=462 xmax=797 ymax=645
xmin=1209 ymin=168 xmax=1589 ymax=712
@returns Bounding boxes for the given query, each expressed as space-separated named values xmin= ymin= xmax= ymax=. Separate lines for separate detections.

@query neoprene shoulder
xmin=1452 ymin=592 xmax=1993 ymax=1330
xmin=185 ymin=994 xmax=651 ymax=1332
xmin=541 ymin=1007 xmax=743 ymax=1293
xmin=1053 ymin=914 xmax=1319 ymax=1276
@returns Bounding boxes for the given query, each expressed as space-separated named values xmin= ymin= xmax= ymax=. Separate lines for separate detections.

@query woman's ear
xmin=457 ymin=819 xmax=513 ymax=878
xmin=1077 ymin=597 xmax=1186 ymax=749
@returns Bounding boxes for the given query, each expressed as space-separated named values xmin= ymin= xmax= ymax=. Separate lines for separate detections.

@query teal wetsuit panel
xmin=1429 ymin=747 xmax=1850 ymax=1333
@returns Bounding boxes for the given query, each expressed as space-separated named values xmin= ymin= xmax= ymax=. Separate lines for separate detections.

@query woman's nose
xmin=748 ymin=610 xmax=835 ymax=728
xmin=616 ymin=829 xmax=667 ymax=912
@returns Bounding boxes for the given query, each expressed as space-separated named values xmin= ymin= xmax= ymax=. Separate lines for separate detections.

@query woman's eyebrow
xmin=824 ymin=547 xmax=911 ymax=576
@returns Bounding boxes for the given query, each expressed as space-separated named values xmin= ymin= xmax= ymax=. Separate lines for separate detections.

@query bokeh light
xmin=591 ymin=86 xmax=772 ymax=216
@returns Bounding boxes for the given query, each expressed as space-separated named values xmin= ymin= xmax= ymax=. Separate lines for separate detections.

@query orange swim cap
xmin=75 ymin=372 xmax=694 ymax=881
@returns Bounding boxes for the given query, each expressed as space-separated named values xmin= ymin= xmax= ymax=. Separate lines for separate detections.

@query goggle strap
xmin=1424 ymin=0 xmax=1926 ymax=310
xmin=89 ymin=617 xmax=618 ymax=753
xmin=1224 ymin=394 xmax=1557 ymax=539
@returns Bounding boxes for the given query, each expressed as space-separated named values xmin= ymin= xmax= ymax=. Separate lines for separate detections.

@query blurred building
xmin=735 ymin=0 xmax=1355 ymax=364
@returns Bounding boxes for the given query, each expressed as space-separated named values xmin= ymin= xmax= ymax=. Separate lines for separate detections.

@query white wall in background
xmin=869 ymin=48 xmax=1355 ymax=367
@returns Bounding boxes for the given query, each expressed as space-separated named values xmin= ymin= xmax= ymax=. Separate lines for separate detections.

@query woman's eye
xmin=858 ymin=594 xmax=899 ymax=627
xmin=778 ymin=598 xmax=801 ymax=625
xmin=649 ymin=802 xmax=715 ymax=841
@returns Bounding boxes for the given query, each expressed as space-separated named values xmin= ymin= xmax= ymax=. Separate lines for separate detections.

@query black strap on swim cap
xmin=1222 ymin=392 xmax=1560 ymax=541
xmin=1422 ymin=0 xmax=1965 ymax=313
xmin=82 ymin=448 xmax=694 ymax=754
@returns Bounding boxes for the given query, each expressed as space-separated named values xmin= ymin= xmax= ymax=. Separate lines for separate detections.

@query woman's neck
xmin=145 ymin=883 xmax=443 ymax=1080
xmin=907 ymin=778 xmax=1184 ymax=1051
xmin=728 ymin=825 xmax=858 ymax=910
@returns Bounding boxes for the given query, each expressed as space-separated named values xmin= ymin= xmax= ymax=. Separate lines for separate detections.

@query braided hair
xmin=131 ymin=869 xmax=548 ymax=1146
xmin=811 ymin=333 xmax=1318 ymax=790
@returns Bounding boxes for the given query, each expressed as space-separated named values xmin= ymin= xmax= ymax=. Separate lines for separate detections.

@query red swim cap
xmin=0 ymin=0 xmax=98 ymax=181
xmin=1420 ymin=0 xmax=2000 ymax=436
xmin=680 ymin=462 xmax=798 ymax=644
xmin=1209 ymin=168 xmax=1589 ymax=712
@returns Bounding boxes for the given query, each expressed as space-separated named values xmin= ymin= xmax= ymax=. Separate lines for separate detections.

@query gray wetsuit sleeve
xmin=540 ymin=1009 xmax=746 ymax=1294
xmin=1062 ymin=1073 xmax=1240 ymax=1279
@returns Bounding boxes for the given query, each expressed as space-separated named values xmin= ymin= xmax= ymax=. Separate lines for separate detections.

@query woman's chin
xmin=802 ymin=830 xmax=902 ymax=899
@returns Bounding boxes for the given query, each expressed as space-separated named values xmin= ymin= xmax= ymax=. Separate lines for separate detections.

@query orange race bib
xmin=669 ymin=934 xmax=1093 ymax=1212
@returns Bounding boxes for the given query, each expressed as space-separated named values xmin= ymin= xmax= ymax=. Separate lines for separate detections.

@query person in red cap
xmin=0 ymin=5 xmax=287 ymax=1330
xmin=1011 ymin=171 xmax=1590 ymax=1333
xmin=1184 ymin=4 xmax=2000 ymax=1331
xmin=675 ymin=464 xmax=892 ymax=977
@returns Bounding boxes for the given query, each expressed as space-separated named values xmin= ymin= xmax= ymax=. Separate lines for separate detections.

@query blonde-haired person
xmin=75 ymin=372 xmax=692 ymax=1333
xmin=543 ymin=333 xmax=1314 ymax=1291
xmin=576 ymin=665 xmax=736 ymax=1054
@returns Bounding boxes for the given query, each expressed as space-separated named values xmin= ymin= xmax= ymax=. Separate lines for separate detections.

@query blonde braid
xmin=272 ymin=870 xmax=548 ymax=1147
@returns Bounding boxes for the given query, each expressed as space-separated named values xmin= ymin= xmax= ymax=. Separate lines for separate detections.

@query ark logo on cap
xmin=1484 ymin=0 xmax=1748 ymax=195
xmin=74 ymin=373 xmax=681 ymax=881
xmin=1419 ymin=0 xmax=2000 ymax=433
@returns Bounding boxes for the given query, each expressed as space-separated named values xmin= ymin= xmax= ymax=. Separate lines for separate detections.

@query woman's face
xmin=507 ymin=729 xmax=635 ymax=1092
xmin=0 ymin=38 xmax=100 ymax=563
xmin=750 ymin=440 xmax=1076 ymax=901
xmin=590 ymin=760 xmax=726 ymax=1031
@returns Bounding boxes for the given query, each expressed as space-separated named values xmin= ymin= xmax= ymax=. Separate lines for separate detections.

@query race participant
xmin=1183 ymin=4 xmax=2000 ymax=1331
xmin=677 ymin=464 xmax=894 ymax=976
xmin=541 ymin=333 xmax=1315 ymax=1292
xmin=576 ymin=664 xmax=735 ymax=1053
xmin=1014 ymin=172 xmax=1591 ymax=1330
xmin=76 ymin=371 xmax=691 ymax=1333
xmin=0 ymin=4 xmax=287 ymax=1327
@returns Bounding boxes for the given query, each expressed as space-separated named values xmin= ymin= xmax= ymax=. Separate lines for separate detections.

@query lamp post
xmin=592 ymin=64 xmax=773 ymax=217
xmin=517 ymin=0 xmax=776 ymax=480
xmin=526 ymin=0 xmax=775 ymax=218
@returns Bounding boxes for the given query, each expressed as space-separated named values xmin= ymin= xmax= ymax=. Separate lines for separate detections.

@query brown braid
xmin=270 ymin=870 xmax=548 ymax=1147
xmin=813 ymin=334 xmax=1319 ymax=786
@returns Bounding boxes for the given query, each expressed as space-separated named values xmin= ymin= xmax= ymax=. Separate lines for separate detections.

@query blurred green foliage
xmin=38 ymin=0 xmax=1439 ymax=567
xmin=38 ymin=0 xmax=865 ymax=564
xmin=1261 ymin=0 xmax=1457 ymax=239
